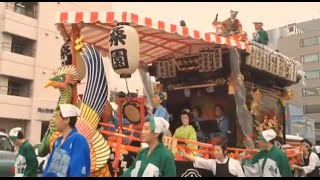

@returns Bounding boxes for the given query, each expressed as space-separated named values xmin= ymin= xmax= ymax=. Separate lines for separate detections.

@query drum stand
xmin=112 ymin=97 xmax=146 ymax=177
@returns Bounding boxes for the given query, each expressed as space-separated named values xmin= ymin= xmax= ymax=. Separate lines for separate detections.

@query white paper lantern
xmin=109 ymin=24 xmax=140 ymax=78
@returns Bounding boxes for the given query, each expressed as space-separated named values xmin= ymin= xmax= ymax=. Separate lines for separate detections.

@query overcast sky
xmin=113 ymin=2 xmax=320 ymax=38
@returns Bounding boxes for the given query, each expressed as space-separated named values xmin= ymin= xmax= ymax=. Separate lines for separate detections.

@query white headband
xmin=150 ymin=116 xmax=169 ymax=134
xmin=9 ymin=127 xmax=22 ymax=137
xmin=59 ymin=104 xmax=81 ymax=118
xmin=261 ymin=129 xmax=277 ymax=142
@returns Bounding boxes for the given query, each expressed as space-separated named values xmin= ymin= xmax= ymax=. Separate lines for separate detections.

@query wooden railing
xmin=99 ymin=122 xmax=302 ymax=165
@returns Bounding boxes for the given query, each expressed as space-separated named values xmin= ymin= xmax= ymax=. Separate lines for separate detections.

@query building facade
xmin=266 ymin=18 xmax=320 ymax=143
xmin=0 ymin=2 xmax=145 ymax=145
xmin=286 ymin=104 xmax=315 ymax=144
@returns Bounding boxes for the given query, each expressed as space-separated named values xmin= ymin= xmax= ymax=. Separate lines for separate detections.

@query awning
xmin=55 ymin=11 xmax=250 ymax=64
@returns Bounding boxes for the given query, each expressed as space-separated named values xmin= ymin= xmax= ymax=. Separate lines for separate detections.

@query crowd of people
xmin=8 ymin=93 xmax=320 ymax=177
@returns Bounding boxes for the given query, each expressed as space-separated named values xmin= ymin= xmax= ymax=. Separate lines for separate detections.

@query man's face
xmin=141 ymin=122 xmax=157 ymax=144
xmin=55 ymin=111 xmax=68 ymax=132
xmin=215 ymin=106 xmax=223 ymax=117
xmin=254 ymin=23 xmax=262 ymax=31
xmin=192 ymin=109 xmax=199 ymax=118
xmin=213 ymin=145 xmax=225 ymax=159
xmin=256 ymin=139 xmax=269 ymax=149
xmin=152 ymin=95 xmax=162 ymax=107
xmin=230 ymin=11 xmax=238 ymax=19
xmin=300 ymin=142 xmax=309 ymax=152
xmin=10 ymin=138 xmax=19 ymax=146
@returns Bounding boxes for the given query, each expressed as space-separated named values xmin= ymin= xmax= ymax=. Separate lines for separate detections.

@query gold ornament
xmin=280 ymin=89 xmax=294 ymax=105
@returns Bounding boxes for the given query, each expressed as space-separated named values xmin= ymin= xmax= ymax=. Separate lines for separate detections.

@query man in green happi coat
xmin=121 ymin=116 xmax=176 ymax=177
xmin=253 ymin=21 xmax=269 ymax=45
xmin=242 ymin=129 xmax=292 ymax=177
xmin=9 ymin=127 xmax=38 ymax=177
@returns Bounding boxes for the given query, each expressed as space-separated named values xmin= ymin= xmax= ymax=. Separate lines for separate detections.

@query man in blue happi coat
xmin=42 ymin=104 xmax=91 ymax=177
xmin=149 ymin=92 xmax=170 ymax=122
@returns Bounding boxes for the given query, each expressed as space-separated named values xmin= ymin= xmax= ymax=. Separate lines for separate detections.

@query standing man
xmin=182 ymin=141 xmax=245 ymax=177
xmin=242 ymin=129 xmax=292 ymax=177
xmin=121 ymin=116 xmax=176 ymax=177
xmin=253 ymin=21 xmax=269 ymax=45
xmin=42 ymin=104 xmax=91 ymax=177
xmin=149 ymin=92 xmax=170 ymax=122
xmin=9 ymin=128 xmax=38 ymax=177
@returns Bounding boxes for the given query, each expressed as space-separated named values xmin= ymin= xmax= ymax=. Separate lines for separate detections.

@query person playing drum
xmin=111 ymin=91 xmax=131 ymax=129
xmin=109 ymin=91 xmax=135 ymax=144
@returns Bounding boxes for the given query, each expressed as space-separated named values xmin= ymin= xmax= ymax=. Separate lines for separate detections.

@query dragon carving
xmin=38 ymin=40 xmax=112 ymax=176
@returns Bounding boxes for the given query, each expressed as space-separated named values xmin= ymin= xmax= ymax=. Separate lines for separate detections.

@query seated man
xmin=191 ymin=107 xmax=207 ymax=143
xmin=209 ymin=104 xmax=231 ymax=145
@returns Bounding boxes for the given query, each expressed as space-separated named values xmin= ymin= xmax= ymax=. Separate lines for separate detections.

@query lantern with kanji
xmin=109 ymin=23 xmax=140 ymax=78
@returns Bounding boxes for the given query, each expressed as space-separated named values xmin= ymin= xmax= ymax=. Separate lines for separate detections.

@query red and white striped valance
xmin=55 ymin=11 xmax=250 ymax=50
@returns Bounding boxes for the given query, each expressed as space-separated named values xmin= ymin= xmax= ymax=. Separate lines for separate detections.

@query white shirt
xmin=15 ymin=154 xmax=26 ymax=177
xmin=193 ymin=157 xmax=245 ymax=177
xmin=302 ymin=152 xmax=320 ymax=175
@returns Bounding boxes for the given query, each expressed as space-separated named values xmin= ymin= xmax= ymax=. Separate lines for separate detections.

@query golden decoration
xmin=280 ymin=89 xmax=294 ymax=106
xmin=250 ymin=88 xmax=262 ymax=116
xmin=255 ymin=115 xmax=283 ymax=138
xmin=75 ymin=35 xmax=85 ymax=52
xmin=227 ymin=74 xmax=244 ymax=95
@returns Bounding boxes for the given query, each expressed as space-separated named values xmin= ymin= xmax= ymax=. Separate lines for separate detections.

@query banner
xmin=176 ymin=161 xmax=213 ymax=177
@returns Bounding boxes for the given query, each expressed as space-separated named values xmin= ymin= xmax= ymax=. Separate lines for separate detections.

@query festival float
xmin=46 ymin=11 xmax=305 ymax=177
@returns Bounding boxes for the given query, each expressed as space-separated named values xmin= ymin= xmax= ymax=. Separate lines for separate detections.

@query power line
xmin=3 ymin=16 xmax=62 ymax=36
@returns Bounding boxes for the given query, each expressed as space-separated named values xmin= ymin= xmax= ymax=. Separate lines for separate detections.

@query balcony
xmin=3 ymin=2 xmax=38 ymax=40
xmin=5 ymin=2 xmax=38 ymax=19
xmin=0 ymin=42 xmax=35 ymax=80
xmin=0 ymin=93 xmax=32 ymax=120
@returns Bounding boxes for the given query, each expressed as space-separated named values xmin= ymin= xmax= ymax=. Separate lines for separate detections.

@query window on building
xmin=289 ymin=26 xmax=294 ymax=32
xmin=300 ymin=36 xmax=319 ymax=47
xmin=41 ymin=121 xmax=49 ymax=141
xmin=301 ymin=53 xmax=320 ymax=63
xmin=3 ymin=33 xmax=36 ymax=57
xmin=305 ymin=70 xmax=320 ymax=79
xmin=7 ymin=80 xmax=21 ymax=96
xmin=315 ymin=122 xmax=320 ymax=129
xmin=303 ymin=104 xmax=320 ymax=114
xmin=302 ymin=87 xmax=320 ymax=96
xmin=7 ymin=77 xmax=32 ymax=98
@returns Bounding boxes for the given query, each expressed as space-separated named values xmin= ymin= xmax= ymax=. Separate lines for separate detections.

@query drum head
xmin=123 ymin=104 xmax=141 ymax=123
